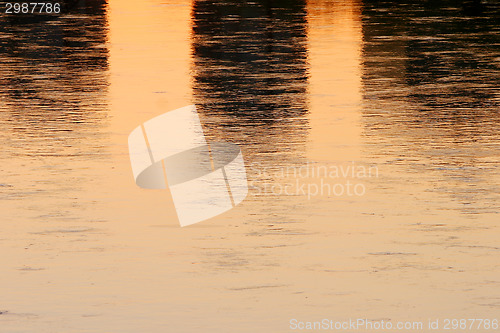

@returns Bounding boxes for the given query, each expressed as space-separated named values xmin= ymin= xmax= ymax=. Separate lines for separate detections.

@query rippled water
xmin=0 ymin=0 xmax=499 ymax=332
xmin=361 ymin=0 xmax=500 ymax=219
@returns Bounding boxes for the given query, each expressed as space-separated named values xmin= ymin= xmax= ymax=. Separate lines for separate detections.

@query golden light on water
xmin=307 ymin=0 xmax=363 ymax=162
xmin=0 ymin=0 xmax=499 ymax=331
xmin=107 ymin=0 xmax=193 ymax=129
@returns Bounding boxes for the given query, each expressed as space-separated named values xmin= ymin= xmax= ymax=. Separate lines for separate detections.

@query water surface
xmin=0 ymin=0 xmax=499 ymax=331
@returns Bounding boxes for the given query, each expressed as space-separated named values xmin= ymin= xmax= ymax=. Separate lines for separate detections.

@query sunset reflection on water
xmin=0 ymin=0 xmax=499 ymax=331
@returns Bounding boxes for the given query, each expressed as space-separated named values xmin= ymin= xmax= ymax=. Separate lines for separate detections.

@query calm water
xmin=0 ymin=0 xmax=499 ymax=332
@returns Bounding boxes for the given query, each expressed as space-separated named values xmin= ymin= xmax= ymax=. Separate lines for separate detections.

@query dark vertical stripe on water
xmin=0 ymin=0 xmax=109 ymax=136
xmin=360 ymin=0 xmax=500 ymax=214
xmin=190 ymin=0 xmax=310 ymax=155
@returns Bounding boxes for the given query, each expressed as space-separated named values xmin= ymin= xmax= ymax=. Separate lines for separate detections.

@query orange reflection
xmin=107 ymin=0 xmax=194 ymax=225
xmin=307 ymin=0 xmax=363 ymax=162
xmin=107 ymin=0 xmax=193 ymax=132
